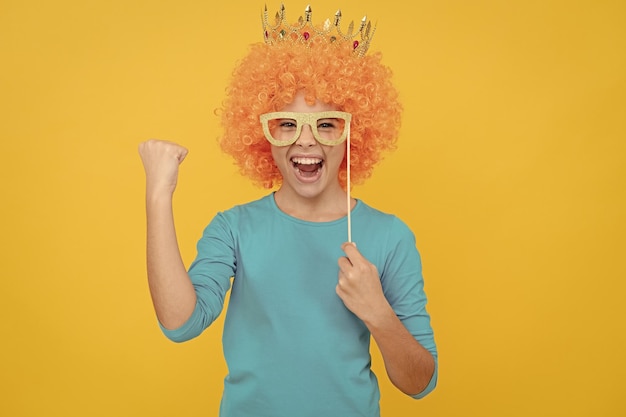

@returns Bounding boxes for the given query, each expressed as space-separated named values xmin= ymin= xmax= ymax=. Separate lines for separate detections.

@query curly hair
xmin=218 ymin=37 xmax=402 ymax=189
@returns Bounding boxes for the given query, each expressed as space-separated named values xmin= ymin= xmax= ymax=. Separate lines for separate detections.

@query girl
xmin=139 ymin=5 xmax=437 ymax=416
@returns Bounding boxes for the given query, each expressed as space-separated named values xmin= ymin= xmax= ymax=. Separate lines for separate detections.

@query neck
xmin=273 ymin=187 xmax=355 ymax=222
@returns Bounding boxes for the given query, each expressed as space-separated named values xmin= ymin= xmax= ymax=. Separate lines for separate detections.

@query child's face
xmin=270 ymin=92 xmax=347 ymax=201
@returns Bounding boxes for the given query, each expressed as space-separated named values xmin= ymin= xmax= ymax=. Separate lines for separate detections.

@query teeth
xmin=291 ymin=157 xmax=322 ymax=165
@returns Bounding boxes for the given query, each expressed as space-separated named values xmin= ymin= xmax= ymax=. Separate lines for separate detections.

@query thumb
xmin=175 ymin=147 xmax=189 ymax=164
xmin=341 ymin=241 xmax=361 ymax=260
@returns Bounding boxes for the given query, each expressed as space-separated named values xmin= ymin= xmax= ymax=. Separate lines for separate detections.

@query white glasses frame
xmin=259 ymin=111 xmax=352 ymax=146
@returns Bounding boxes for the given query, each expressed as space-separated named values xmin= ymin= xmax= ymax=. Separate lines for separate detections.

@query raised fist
xmin=138 ymin=139 xmax=188 ymax=196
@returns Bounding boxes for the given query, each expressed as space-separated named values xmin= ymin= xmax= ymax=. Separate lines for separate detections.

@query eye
xmin=317 ymin=119 xmax=339 ymax=129
xmin=278 ymin=119 xmax=297 ymax=129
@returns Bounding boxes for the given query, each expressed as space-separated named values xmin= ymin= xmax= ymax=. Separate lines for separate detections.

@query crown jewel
xmin=262 ymin=4 xmax=376 ymax=57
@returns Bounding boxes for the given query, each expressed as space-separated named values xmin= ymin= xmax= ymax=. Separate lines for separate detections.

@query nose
xmin=295 ymin=124 xmax=316 ymax=147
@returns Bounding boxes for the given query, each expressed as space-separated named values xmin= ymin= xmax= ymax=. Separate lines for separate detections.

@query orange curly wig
xmin=218 ymin=37 xmax=402 ymax=189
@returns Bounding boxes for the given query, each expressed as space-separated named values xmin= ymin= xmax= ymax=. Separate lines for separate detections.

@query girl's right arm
xmin=138 ymin=139 xmax=197 ymax=330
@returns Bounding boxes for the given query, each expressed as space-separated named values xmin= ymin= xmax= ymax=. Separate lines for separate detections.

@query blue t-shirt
xmin=161 ymin=194 xmax=438 ymax=416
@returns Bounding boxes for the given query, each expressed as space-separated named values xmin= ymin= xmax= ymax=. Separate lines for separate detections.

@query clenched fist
xmin=337 ymin=242 xmax=390 ymax=325
xmin=138 ymin=139 xmax=188 ymax=196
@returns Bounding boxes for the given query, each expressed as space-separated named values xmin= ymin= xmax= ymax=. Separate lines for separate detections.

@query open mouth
xmin=291 ymin=156 xmax=323 ymax=178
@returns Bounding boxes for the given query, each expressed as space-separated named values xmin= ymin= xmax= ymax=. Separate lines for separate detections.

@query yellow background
xmin=1 ymin=0 xmax=624 ymax=416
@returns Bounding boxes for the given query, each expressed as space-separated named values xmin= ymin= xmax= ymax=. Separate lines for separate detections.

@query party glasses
xmin=259 ymin=111 xmax=352 ymax=146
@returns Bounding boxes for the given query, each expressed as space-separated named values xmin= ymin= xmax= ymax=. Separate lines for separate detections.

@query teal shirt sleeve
xmin=159 ymin=212 xmax=235 ymax=342
xmin=378 ymin=216 xmax=438 ymax=399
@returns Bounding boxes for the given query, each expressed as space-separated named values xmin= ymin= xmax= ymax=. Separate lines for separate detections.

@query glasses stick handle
xmin=346 ymin=124 xmax=352 ymax=243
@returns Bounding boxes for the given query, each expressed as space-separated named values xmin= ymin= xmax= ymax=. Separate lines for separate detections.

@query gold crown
xmin=261 ymin=4 xmax=375 ymax=57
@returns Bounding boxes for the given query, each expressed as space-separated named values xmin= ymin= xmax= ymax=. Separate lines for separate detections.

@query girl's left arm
xmin=337 ymin=242 xmax=436 ymax=396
